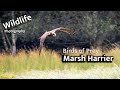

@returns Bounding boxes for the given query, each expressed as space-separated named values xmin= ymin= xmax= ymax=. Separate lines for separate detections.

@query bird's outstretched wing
xmin=39 ymin=32 xmax=50 ymax=55
xmin=50 ymin=27 xmax=74 ymax=34
xmin=39 ymin=27 xmax=74 ymax=55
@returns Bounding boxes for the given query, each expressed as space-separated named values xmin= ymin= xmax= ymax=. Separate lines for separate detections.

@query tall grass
xmin=0 ymin=47 xmax=120 ymax=78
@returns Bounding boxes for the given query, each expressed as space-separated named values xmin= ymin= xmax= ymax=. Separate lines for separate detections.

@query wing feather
xmin=39 ymin=32 xmax=50 ymax=55
xmin=51 ymin=27 xmax=74 ymax=34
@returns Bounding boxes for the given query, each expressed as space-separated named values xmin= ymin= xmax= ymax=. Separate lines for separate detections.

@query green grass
xmin=0 ymin=47 xmax=120 ymax=79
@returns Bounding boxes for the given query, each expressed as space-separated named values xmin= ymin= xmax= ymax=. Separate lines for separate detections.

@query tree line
xmin=0 ymin=11 xmax=120 ymax=55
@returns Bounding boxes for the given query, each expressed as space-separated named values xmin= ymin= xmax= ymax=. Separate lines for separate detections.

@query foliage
xmin=0 ymin=47 xmax=120 ymax=76
xmin=0 ymin=11 xmax=120 ymax=52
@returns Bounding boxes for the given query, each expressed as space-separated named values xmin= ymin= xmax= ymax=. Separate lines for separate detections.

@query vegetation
xmin=0 ymin=47 xmax=120 ymax=79
xmin=0 ymin=11 xmax=120 ymax=54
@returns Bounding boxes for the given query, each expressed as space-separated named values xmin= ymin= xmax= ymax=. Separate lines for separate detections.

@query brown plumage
xmin=39 ymin=27 xmax=73 ymax=55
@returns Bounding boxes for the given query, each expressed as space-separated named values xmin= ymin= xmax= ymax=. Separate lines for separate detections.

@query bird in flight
xmin=39 ymin=27 xmax=73 ymax=55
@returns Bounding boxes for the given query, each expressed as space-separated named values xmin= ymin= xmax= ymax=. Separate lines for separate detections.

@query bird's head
xmin=52 ymin=32 xmax=56 ymax=37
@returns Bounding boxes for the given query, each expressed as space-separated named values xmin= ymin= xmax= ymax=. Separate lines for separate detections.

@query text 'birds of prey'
xmin=39 ymin=27 xmax=73 ymax=55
